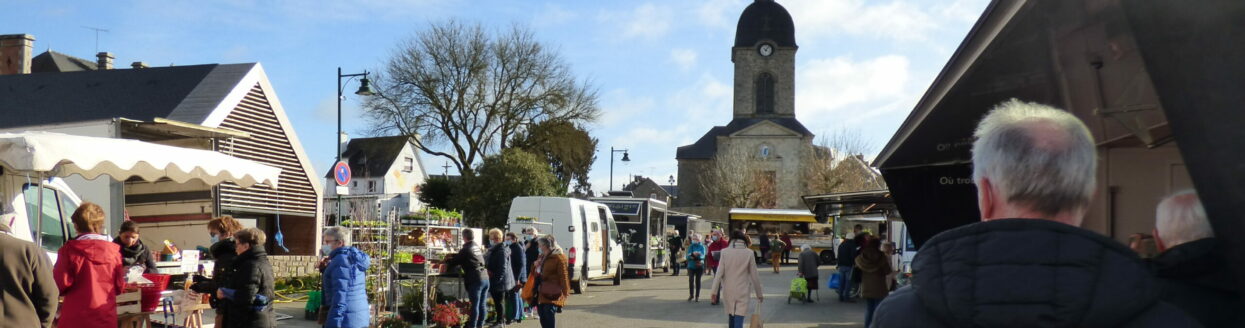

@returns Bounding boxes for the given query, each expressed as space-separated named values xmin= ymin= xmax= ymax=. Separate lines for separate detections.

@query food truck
xmin=667 ymin=212 xmax=714 ymax=240
xmin=591 ymin=197 xmax=667 ymax=278
xmin=727 ymin=208 xmax=837 ymax=264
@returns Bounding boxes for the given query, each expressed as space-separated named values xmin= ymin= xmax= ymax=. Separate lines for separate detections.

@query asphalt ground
xmin=183 ymin=263 xmax=867 ymax=327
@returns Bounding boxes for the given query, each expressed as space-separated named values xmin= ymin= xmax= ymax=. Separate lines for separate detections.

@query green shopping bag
xmin=790 ymin=277 xmax=808 ymax=295
xmin=306 ymin=291 xmax=322 ymax=311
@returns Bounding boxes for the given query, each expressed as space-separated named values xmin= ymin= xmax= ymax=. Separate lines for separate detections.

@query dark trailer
xmin=875 ymin=0 xmax=1245 ymax=296
xmin=667 ymin=212 xmax=713 ymax=240
xmin=592 ymin=197 xmax=668 ymax=278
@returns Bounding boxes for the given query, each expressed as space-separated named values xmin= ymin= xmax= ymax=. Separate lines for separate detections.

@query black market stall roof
xmin=801 ymin=190 xmax=897 ymax=224
xmin=873 ymin=0 xmax=1245 ymax=295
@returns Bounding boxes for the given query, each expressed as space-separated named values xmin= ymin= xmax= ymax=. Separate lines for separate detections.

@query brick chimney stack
xmin=96 ymin=52 xmax=114 ymax=70
xmin=0 ymin=34 xmax=35 ymax=75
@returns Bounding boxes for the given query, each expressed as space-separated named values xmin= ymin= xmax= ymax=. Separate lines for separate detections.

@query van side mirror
xmin=569 ymin=226 xmax=576 ymax=232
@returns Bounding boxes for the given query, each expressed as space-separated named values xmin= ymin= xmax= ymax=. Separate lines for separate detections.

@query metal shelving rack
xmin=388 ymin=214 xmax=466 ymax=327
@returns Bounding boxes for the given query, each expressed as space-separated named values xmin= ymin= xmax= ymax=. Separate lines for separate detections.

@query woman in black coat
xmin=218 ymin=228 xmax=275 ymax=328
xmin=190 ymin=216 xmax=244 ymax=327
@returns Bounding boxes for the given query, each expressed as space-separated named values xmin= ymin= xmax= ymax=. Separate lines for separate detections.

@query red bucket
xmin=138 ymin=273 xmax=170 ymax=312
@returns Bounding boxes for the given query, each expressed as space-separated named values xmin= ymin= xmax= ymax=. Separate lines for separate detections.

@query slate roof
xmin=675 ymin=117 xmax=813 ymax=159
xmin=30 ymin=51 xmax=96 ymax=73
xmin=735 ymin=0 xmax=797 ymax=48
xmin=325 ymin=136 xmax=412 ymax=178
xmin=0 ymin=63 xmax=256 ymax=129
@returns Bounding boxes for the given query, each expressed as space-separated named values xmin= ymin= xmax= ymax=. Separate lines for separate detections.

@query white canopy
xmin=0 ymin=132 xmax=279 ymax=188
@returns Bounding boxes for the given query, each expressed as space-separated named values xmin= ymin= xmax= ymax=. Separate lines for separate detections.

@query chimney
xmin=96 ymin=52 xmax=113 ymax=70
xmin=0 ymin=34 xmax=35 ymax=75
xmin=131 ymin=61 xmax=148 ymax=69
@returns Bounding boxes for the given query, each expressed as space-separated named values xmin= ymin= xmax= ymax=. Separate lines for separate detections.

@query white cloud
xmin=695 ymin=0 xmax=742 ymax=29
xmin=535 ymin=3 xmax=578 ymax=27
xmin=669 ymin=48 xmax=699 ymax=71
xmin=782 ymin=0 xmax=938 ymax=42
xmin=599 ymin=3 xmax=674 ymax=40
xmin=667 ymin=73 xmax=732 ymax=121
xmin=795 ymin=55 xmax=910 ymax=119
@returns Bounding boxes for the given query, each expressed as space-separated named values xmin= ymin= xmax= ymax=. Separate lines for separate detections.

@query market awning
xmin=0 ymin=131 xmax=280 ymax=188
xmin=728 ymin=208 xmax=816 ymax=223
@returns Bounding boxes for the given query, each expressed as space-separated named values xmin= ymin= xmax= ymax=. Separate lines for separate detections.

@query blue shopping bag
xmin=828 ymin=272 xmax=842 ymax=290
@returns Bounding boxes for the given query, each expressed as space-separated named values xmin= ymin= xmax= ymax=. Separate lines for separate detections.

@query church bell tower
xmin=732 ymin=0 xmax=797 ymax=119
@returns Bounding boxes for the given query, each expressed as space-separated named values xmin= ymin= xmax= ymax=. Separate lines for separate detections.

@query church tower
xmin=676 ymin=0 xmax=814 ymax=214
xmin=732 ymin=0 xmax=797 ymax=119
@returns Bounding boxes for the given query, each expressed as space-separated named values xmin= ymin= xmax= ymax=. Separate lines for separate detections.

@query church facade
xmin=675 ymin=0 xmax=814 ymax=218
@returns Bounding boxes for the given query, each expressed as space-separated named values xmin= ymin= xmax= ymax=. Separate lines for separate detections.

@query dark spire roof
xmin=675 ymin=117 xmax=812 ymax=160
xmin=734 ymin=0 xmax=797 ymax=48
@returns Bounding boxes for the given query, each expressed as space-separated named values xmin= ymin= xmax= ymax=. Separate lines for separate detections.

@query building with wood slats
xmin=0 ymin=38 xmax=323 ymax=255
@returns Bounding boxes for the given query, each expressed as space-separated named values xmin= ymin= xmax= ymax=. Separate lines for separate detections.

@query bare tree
xmin=363 ymin=20 xmax=600 ymax=174
xmin=697 ymin=146 xmax=777 ymax=209
xmin=804 ymin=129 xmax=886 ymax=194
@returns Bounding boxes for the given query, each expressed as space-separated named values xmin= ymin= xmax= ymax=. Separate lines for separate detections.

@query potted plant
xmin=399 ymin=286 xmax=425 ymax=324
xmin=430 ymin=302 xmax=464 ymax=328
xmin=376 ymin=314 xmax=409 ymax=328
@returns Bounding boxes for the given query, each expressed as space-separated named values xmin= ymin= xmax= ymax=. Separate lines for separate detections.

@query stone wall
xmin=269 ymin=255 xmax=321 ymax=278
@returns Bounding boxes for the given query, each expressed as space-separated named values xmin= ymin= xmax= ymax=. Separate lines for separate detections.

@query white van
xmin=0 ymin=173 xmax=84 ymax=261
xmin=508 ymin=196 xmax=624 ymax=294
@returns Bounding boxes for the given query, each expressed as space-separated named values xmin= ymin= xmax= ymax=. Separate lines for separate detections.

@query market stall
xmin=0 ymin=131 xmax=281 ymax=327
xmin=388 ymin=208 xmax=477 ymax=327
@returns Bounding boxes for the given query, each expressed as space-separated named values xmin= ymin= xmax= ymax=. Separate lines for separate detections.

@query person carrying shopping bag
xmin=711 ymin=230 xmax=764 ymax=328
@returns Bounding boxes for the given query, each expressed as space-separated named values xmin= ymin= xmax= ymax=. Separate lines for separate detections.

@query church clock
xmin=758 ymin=43 xmax=774 ymax=57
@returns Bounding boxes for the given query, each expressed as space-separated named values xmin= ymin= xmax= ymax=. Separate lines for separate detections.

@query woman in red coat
xmin=53 ymin=202 xmax=125 ymax=328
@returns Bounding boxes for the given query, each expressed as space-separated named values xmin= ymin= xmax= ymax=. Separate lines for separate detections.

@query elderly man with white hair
xmin=871 ymin=99 xmax=1199 ymax=328
xmin=1150 ymin=190 xmax=1242 ymax=326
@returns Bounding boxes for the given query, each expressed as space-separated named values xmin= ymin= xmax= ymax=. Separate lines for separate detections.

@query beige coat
xmin=710 ymin=240 xmax=763 ymax=316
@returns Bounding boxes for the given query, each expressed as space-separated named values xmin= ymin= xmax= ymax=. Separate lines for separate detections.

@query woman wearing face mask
xmin=317 ymin=227 xmax=371 ymax=328
xmin=685 ymin=233 xmax=707 ymax=302
xmin=217 ymin=228 xmax=275 ymax=328
xmin=190 ymin=216 xmax=244 ymax=327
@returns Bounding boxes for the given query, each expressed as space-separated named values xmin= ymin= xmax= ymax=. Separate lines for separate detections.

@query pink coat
xmin=53 ymin=235 xmax=125 ymax=328
xmin=710 ymin=241 xmax=763 ymax=316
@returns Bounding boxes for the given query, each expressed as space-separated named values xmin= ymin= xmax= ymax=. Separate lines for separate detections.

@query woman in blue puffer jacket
xmin=319 ymin=227 xmax=371 ymax=328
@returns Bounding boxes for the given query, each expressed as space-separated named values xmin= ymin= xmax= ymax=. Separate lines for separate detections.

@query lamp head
xmin=355 ymin=77 xmax=375 ymax=96
xmin=621 ymin=151 xmax=631 ymax=162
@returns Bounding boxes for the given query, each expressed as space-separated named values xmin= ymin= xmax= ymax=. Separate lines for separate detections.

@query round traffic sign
xmin=333 ymin=161 xmax=351 ymax=186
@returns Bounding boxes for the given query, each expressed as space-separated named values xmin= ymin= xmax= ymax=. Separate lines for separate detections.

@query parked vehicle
xmin=0 ymin=174 xmax=82 ymax=261
xmin=591 ymin=197 xmax=668 ymax=278
xmin=507 ymin=196 xmax=624 ymax=294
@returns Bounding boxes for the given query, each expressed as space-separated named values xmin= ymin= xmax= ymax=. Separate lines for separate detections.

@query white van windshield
xmin=23 ymin=185 xmax=68 ymax=251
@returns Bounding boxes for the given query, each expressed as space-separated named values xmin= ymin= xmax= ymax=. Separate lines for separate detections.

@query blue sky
xmin=5 ymin=0 xmax=989 ymax=192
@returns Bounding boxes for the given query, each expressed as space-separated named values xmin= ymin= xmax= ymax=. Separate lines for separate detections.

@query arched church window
xmin=759 ymin=144 xmax=772 ymax=158
xmin=755 ymin=72 xmax=775 ymax=114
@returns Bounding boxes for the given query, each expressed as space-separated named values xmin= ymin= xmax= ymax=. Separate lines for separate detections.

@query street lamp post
xmin=335 ymin=67 xmax=375 ymax=225
xmin=609 ymin=147 xmax=631 ymax=192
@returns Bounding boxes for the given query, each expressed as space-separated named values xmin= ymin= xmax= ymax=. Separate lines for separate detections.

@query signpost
xmin=333 ymin=161 xmax=350 ymax=225
xmin=333 ymin=161 xmax=352 ymax=186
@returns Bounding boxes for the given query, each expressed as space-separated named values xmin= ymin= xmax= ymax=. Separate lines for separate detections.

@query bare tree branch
xmin=363 ymin=20 xmax=599 ymax=174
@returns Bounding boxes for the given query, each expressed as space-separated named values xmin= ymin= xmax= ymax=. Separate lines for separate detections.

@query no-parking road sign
xmin=333 ymin=161 xmax=351 ymax=186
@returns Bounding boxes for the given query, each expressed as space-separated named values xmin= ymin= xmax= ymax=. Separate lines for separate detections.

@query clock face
xmin=759 ymin=44 xmax=774 ymax=57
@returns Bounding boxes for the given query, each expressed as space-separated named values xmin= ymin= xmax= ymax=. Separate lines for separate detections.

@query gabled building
xmin=0 ymin=34 xmax=323 ymax=255
xmin=323 ymin=135 xmax=429 ymax=222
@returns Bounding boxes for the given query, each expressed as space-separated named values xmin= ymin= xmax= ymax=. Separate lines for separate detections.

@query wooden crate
xmin=117 ymin=291 xmax=142 ymax=315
